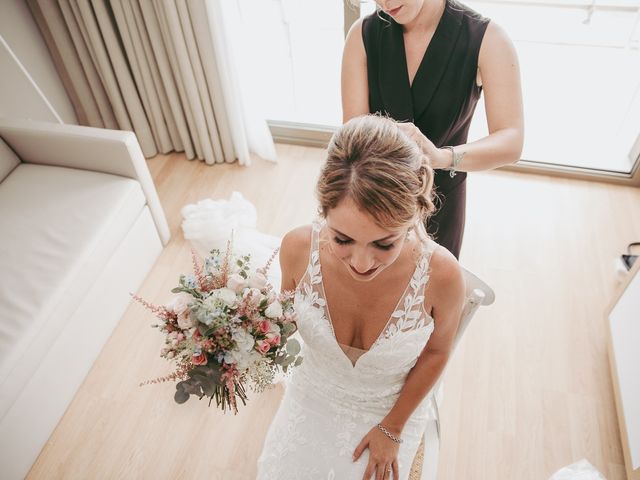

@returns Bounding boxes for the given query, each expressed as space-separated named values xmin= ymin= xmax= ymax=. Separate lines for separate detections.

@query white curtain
xmin=27 ymin=0 xmax=276 ymax=165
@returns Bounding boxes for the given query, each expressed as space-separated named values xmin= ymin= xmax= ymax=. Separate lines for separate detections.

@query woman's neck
xmin=403 ymin=0 xmax=446 ymax=34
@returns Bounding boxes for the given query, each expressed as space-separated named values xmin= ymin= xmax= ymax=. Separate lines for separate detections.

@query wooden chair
xmin=409 ymin=268 xmax=495 ymax=479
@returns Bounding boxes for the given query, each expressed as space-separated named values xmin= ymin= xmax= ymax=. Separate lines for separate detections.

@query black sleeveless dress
xmin=362 ymin=0 xmax=490 ymax=258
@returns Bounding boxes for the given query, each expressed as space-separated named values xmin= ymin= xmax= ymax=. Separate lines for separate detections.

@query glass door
xmin=234 ymin=0 xmax=640 ymax=184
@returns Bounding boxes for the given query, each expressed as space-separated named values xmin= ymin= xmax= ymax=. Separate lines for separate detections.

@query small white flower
xmin=264 ymin=301 xmax=283 ymax=319
xmin=224 ymin=347 xmax=262 ymax=371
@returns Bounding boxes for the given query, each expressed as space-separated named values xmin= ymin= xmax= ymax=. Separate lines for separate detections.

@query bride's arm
xmin=380 ymin=247 xmax=465 ymax=436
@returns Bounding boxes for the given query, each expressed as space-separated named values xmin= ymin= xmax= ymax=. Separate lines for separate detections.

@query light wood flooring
xmin=27 ymin=145 xmax=640 ymax=479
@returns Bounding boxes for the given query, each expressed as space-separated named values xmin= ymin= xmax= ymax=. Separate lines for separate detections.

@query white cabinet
xmin=608 ymin=260 xmax=640 ymax=480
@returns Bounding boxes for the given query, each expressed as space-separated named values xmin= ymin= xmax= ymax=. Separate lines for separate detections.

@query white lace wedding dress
xmin=180 ymin=194 xmax=438 ymax=479
xmin=256 ymin=219 xmax=438 ymax=479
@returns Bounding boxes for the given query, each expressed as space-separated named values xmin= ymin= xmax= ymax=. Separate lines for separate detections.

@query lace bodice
xmin=257 ymin=219 xmax=439 ymax=479
xmin=291 ymin=219 xmax=436 ymax=406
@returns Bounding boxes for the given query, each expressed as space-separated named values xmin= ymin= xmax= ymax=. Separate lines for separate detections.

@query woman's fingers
xmin=353 ymin=437 xmax=369 ymax=461
xmin=392 ymin=460 xmax=399 ymax=479
xmin=362 ymin=462 xmax=375 ymax=480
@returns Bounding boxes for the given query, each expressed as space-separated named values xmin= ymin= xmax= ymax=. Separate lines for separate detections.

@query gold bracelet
xmin=376 ymin=423 xmax=403 ymax=444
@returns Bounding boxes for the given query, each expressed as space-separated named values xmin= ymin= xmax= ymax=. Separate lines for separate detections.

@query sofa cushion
xmin=0 ymin=137 xmax=20 ymax=183
xmin=0 ymin=164 xmax=146 ymax=417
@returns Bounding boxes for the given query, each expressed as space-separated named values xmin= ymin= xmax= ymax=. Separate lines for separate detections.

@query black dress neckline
xmin=377 ymin=0 xmax=465 ymax=122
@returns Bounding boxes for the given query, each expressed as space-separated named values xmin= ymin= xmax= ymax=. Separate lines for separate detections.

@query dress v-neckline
xmin=400 ymin=0 xmax=449 ymax=90
xmin=376 ymin=0 xmax=464 ymax=122
xmin=315 ymin=229 xmax=425 ymax=370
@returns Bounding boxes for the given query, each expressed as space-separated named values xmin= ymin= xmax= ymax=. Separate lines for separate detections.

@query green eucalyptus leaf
xmin=200 ymin=379 xmax=216 ymax=397
xmin=285 ymin=338 xmax=301 ymax=356
xmin=294 ymin=356 xmax=304 ymax=367
xmin=281 ymin=356 xmax=295 ymax=367
xmin=281 ymin=323 xmax=295 ymax=337
xmin=174 ymin=388 xmax=190 ymax=404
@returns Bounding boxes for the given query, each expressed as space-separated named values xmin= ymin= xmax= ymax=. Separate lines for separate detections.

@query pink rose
xmin=192 ymin=352 xmax=208 ymax=365
xmin=266 ymin=333 xmax=281 ymax=346
xmin=258 ymin=320 xmax=272 ymax=334
xmin=256 ymin=340 xmax=271 ymax=354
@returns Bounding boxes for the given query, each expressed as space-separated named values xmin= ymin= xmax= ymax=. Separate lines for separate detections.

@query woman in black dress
xmin=341 ymin=0 xmax=524 ymax=258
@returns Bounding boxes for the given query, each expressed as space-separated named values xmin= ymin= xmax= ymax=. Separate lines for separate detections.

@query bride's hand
xmin=352 ymin=425 xmax=400 ymax=479
xmin=397 ymin=122 xmax=451 ymax=170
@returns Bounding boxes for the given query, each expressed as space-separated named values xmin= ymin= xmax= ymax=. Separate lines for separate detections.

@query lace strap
xmin=297 ymin=219 xmax=323 ymax=292
xmin=373 ymin=237 xmax=437 ymax=344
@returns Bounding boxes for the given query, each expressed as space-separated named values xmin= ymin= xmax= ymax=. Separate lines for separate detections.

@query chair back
xmin=411 ymin=267 xmax=495 ymax=480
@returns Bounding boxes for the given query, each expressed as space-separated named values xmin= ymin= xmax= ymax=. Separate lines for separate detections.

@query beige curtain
xmin=26 ymin=0 xmax=274 ymax=165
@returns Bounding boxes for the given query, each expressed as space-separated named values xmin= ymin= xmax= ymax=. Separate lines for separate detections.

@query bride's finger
xmin=353 ymin=437 xmax=369 ymax=461
xmin=362 ymin=461 xmax=375 ymax=480
xmin=374 ymin=463 xmax=386 ymax=480
xmin=392 ymin=459 xmax=399 ymax=479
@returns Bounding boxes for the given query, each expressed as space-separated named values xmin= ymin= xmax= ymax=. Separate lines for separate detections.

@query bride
xmin=256 ymin=115 xmax=465 ymax=479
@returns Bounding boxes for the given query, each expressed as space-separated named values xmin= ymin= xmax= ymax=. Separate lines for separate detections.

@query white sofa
xmin=0 ymin=118 xmax=170 ymax=479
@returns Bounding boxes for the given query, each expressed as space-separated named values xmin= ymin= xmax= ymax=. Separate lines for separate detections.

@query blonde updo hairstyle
xmin=316 ymin=115 xmax=435 ymax=241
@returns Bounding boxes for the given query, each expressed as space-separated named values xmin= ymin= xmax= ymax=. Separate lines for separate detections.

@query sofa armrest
xmin=0 ymin=117 xmax=170 ymax=245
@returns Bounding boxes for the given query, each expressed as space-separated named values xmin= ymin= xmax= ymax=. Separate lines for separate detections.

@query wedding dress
xmin=180 ymin=192 xmax=282 ymax=289
xmin=256 ymin=219 xmax=438 ymax=479
xmin=181 ymin=194 xmax=438 ymax=479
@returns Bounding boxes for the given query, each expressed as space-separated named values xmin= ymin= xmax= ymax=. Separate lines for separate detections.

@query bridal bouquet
xmin=134 ymin=242 xmax=302 ymax=414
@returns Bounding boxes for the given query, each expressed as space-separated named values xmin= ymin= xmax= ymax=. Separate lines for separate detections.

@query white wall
xmin=0 ymin=1 xmax=77 ymax=124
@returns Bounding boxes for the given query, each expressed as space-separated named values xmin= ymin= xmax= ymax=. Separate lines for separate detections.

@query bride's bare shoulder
xmin=280 ymin=225 xmax=313 ymax=290
xmin=425 ymin=242 xmax=465 ymax=307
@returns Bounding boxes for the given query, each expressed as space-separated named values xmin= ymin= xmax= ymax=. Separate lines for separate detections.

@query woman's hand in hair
xmin=397 ymin=122 xmax=451 ymax=170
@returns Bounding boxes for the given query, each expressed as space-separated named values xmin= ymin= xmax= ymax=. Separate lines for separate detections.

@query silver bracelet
xmin=442 ymin=146 xmax=465 ymax=178
xmin=376 ymin=423 xmax=403 ymax=444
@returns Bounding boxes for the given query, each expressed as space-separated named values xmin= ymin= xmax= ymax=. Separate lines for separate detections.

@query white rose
xmin=227 ymin=273 xmax=247 ymax=294
xmin=248 ymin=272 xmax=268 ymax=290
xmin=211 ymin=288 xmax=237 ymax=307
xmin=166 ymin=292 xmax=192 ymax=316
xmin=177 ymin=310 xmax=195 ymax=329
xmin=232 ymin=328 xmax=255 ymax=353
xmin=264 ymin=301 xmax=283 ymax=319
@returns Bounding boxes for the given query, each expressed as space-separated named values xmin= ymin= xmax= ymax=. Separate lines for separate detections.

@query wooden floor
xmin=27 ymin=145 xmax=640 ymax=479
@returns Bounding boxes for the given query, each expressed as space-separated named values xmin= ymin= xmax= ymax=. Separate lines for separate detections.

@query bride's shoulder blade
xmin=280 ymin=225 xmax=313 ymax=292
